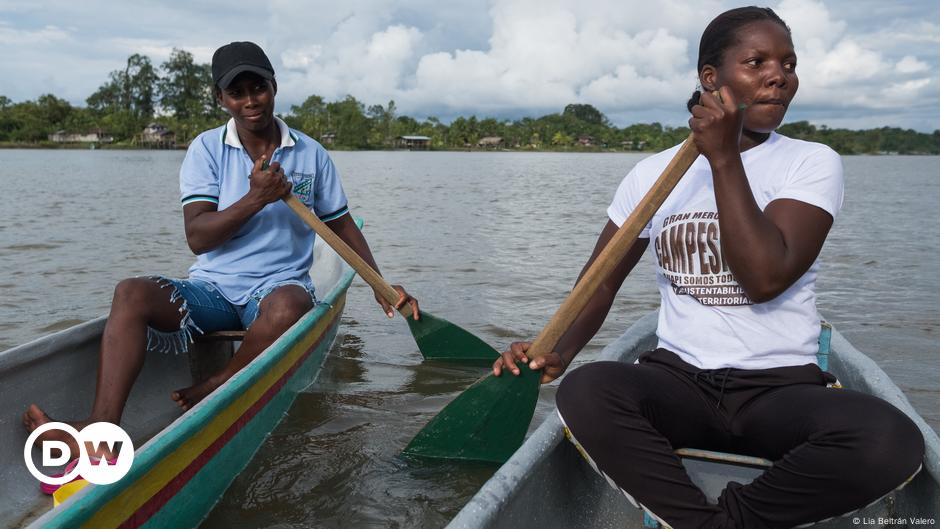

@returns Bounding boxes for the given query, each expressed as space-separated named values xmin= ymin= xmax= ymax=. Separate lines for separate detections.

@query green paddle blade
xmin=406 ymin=312 xmax=500 ymax=362
xmin=402 ymin=368 xmax=541 ymax=464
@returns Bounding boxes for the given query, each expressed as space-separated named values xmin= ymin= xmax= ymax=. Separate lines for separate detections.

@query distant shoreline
xmin=0 ymin=142 xmax=185 ymax=151
xmin=0 ymin=143 xmax=934 ymax=156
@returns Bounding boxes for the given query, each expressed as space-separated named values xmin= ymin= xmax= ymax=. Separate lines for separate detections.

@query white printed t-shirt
xmin=180 ymin=117 xmax=349 ymax=305
xmin=608 ymin=133 xmax=844 ymax=370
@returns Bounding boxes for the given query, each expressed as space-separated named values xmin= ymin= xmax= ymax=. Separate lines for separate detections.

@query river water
xmin=0 ymin=149 xmax=937 ymax=528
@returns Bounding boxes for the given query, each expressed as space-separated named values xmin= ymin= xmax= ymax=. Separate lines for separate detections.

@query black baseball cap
xmin=212 ymin=41 xmax=275 ymax=89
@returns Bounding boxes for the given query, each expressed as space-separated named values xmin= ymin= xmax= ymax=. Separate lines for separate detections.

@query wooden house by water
xmin=320 ymin=132 xmax=336 ymax=146
xmin=137 ymin=123 xmax=177 ymax=149
xmin=48 ymin=129 xmax=114 ymax=144
xmin=477 ymin=136 xmax=504 ymax=149
xmin=396 ymin=135 xmax=431 ymax=150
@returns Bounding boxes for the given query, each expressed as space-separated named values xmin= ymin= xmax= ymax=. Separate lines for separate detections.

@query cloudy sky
xmin=2 ymin=0 xmax=938 ymax=131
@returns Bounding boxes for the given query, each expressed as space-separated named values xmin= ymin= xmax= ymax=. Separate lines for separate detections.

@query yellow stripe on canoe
xmin=81 ymin=296 xmax=344 ymax=528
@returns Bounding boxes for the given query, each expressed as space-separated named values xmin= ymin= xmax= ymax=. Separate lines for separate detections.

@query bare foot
xmin=22 ymin=404 xmax=88 ymax=460
xmin=171 ymin=375 xmax=225 ymax=411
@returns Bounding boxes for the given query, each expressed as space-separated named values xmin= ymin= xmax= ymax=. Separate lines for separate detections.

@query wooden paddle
xmin=403 ymin=135 xmax=701 ymax=463
xmin=282 ymin=194 xmax=499 ymax=362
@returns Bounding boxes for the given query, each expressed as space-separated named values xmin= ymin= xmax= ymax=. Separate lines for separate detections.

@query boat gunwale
xmin=26 ymin=221 xmax=361 ymax=528
xmin=0 ymin=318 xmax=107 ymax=372
xmin=827 ymin=328 xmax=940 ymax=479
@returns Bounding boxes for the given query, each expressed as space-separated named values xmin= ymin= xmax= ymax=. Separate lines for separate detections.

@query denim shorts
xmin=145 ymin=276 xmax=318 ymax=354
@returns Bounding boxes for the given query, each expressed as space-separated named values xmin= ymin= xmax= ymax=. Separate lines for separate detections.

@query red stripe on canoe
xmin=116 ymin=311 xmax=341 ymax=529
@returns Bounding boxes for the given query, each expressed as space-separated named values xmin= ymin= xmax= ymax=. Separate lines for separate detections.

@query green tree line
xmin=0 ymin=50 xmax=225 ymax=145
xmin=2 ymin=52 xmax=939 ymax=155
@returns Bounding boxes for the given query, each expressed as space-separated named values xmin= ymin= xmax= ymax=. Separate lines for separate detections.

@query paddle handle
xmin=527 ymin=135 xmax=701 ymax=360
xmin=283 ymin=195 xmax=408 ymax=315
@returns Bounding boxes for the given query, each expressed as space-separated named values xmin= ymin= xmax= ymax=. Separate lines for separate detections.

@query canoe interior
xmin=0 ymin=237 xmax=352 ymax=529
xmin=448 ymin=312 xmax=940 ymax=529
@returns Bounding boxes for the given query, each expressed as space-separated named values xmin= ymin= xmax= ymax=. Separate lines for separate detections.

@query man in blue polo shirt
xmin=24 ymin=42 xmax=419 ymax=457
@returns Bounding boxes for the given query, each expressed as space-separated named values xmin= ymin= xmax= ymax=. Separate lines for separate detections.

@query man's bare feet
xmin=171 ymin=375 xmax=226 ymax=411
xmin=22 ymin=404 xmax=89 ymax=461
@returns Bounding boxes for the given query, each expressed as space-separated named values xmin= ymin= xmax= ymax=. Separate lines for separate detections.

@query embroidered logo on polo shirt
xmin=290 ymin=172 xmax=313 ymax=203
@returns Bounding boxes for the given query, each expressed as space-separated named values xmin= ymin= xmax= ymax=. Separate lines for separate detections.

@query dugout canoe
xmin=448 ymin=312 xmax=940 ymax=529
xmin=1 ymin=231 xmax=358 ymax=529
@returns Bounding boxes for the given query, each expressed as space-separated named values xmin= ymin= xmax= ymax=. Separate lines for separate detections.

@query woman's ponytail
xmin=686 ymin=90 xmax=702 ymax=113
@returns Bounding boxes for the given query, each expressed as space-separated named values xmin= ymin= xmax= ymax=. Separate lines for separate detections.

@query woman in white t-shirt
xmin=493 ymin=7 xmax=924 ymax=528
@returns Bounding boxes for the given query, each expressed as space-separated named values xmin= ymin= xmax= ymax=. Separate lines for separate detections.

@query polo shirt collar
xmin=222 ymin=116 xmax=297 ymax=150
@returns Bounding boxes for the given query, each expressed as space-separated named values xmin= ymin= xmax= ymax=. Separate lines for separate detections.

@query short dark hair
xmin=686 ymin=6 xmax=791 ymax=112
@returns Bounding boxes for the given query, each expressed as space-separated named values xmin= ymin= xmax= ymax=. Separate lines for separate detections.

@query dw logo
xmin=23 ymin=422 xmax=134 ymax=486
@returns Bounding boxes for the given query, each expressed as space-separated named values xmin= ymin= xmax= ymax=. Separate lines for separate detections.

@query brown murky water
xmin=1 ymin=149 xmax=937 ymax=528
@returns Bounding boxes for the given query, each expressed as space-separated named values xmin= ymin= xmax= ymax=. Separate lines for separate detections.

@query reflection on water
xmin=1 ymin=150 xmax=937 ymax=528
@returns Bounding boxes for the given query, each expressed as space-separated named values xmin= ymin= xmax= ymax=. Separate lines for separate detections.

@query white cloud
xmin=881 ymin=78 xmax=931 ymax=105
xmin=101 ymin=39 xmax=177 ymax=63
xmin=770 ymin=0 xmax=940 ymax=118
xmin=896 ymin=55 xmax=929 ymax=74
xmin=364 ymin=25 xmax=423 ymax=86
xmin=576 ymin=28 xmax=695 ymax=108
xmin=579 ymin=64 xmax=691 ymax=109
xmin=277 ymin=23 xmax=423 ymax=108
xmin=0 ymin=22 xmax=70 ymax=45
xmin=872 ymin=20 xmax=940 ymax=45
xmin=813 ymin=39 xmax=886 ymax=83
xmin=282 ymin=45 xmax=323 ymax=70
xmin=276 ymin=0 xmax=704 ymax=117
xmin=776 ymin=0 xmax=847 ymax=50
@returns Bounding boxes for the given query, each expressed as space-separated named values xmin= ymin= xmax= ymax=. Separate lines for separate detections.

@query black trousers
xmin=555 ymin=349 xmax=925 ymax=529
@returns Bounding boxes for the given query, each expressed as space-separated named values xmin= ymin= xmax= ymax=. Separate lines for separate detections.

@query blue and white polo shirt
xmin=179 ymin=117 xmax=349 ymax=304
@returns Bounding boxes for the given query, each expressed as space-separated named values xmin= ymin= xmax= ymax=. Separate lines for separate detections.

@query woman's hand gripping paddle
xmin=281 ymin=192 xmax=499 ymax=362
xmin=403 ymin=135 xmax=701 ymax=463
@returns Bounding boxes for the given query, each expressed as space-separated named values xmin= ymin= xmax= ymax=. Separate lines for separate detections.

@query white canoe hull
xmin=449 ymin=312 xmax=940 ymax=529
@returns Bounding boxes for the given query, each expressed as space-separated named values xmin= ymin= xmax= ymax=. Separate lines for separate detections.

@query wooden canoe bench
xmin=642 ymin=322 xmax=833 ymax=528
xmin=187 ymin=331 xmax=245 ymax=384
xmin=196 ymin=330 xmax=247 ymax=342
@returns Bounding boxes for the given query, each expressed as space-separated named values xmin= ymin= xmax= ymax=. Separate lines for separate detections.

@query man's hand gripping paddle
xmin=264 ymin=159 xmax=499 ymax=362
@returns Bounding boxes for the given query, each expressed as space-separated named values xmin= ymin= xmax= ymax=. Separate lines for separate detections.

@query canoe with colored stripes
xmin=2 ymin=232 xmax=357 ymax=529
xmin=447 ymin=312 xmax=940 ymax=529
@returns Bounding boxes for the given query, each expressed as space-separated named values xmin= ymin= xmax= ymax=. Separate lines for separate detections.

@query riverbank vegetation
xmin=2 ymin=51 xmax=938 ymax=155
